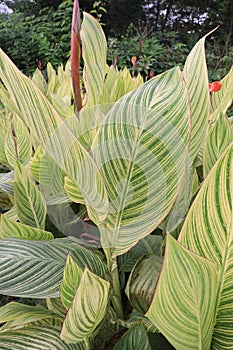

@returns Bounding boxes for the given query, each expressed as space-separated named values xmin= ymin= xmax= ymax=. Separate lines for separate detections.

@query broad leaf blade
xmin=146 ymin=235 xmax=218 ymax=350
xmin=5 ymin=115 xmax=32 ymax=169
xmin=93 ymin=67 xmax=190 ymax=256
xmin=14 ymin=162 xmax=46 ymax=229
xmin=60 ymin=268 xmax=110 ymax=343
xmin=203 ymin=113 xmax=233 ymax=177
xmin=0 ymin=237 xmax=107 ymax=298
xmin=0 ymin=302 xmax=59 ymax=332
xmin=60 ymin=254 xmax=83 ymax=310
xmin=0 ymin=326 xmax=85 ymax=349
xmin=179 ymin=142 xmax=233 ymax=349
xmin=183 ymin=33 xmax=210 ymax=162
xmin=0 ymin=216 xmax=53 ymax=240
xmin=0 ymin=49 xmax=109 ymax=224
xmin=126 ymin=255 xmax=163 ymax=313
xmin=210 ymin=65 xmax=233 ymax=114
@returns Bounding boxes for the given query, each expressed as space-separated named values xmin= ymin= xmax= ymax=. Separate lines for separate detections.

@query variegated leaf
xmin=179 ymin=142 xmax=233 ymax=349
xmin=60 ymin=254 xmax=83 ymax=310
xmin=0 ymin=237 xmax=107 ymax=298
xmin=93 ymin=67 xmax=190 ymax=257
xmin=0 ymin=216 xmax=53 ymax=240
xmin=60 ymin=268 xmax=110 ymax=343
xmin=0 ymin=49 xmax=109 ymax=225
xmin=0 ymin=302 xmax=59 ymax=333
xmin=14 ymin=162 xmax=46 ymax=229
xmin=80 ymin=12 xmax=108 ymax=107
xmin=203 ymin=113 xmax=233 ymax=177
xmin=183 ymin=32 xmax=210 ymax=162
xmin=0 ymin=326 xmax=85 ymax=349
xmin=146 ymin=235 xmax=218 ymax=350
xmin=5 ymin=115 xmax=32 ymax=169
xmin=126 ymin=255 xmax=163 ymax=313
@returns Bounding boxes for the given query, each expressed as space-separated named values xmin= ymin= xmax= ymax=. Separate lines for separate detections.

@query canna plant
xmin=0 ymin=0 xmax=232 ymax=348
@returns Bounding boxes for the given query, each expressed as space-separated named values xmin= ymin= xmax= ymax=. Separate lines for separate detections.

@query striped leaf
xmin=14 ymin=162 xmax=46 ymax=229
xmin=0 ymin=120 xmax=10 ymax=168
xmin=60 ymin=268 xmax=110 ymax=343
xmin=203 ymin=113 xmax=233 ymax=177
xmin=146 ymin=235 xmax=218 ymax=350
xmin=46 ymin=297 xmax=67 ymax=317
xmin=113 ymin=324 xmax=152 ymax=350
xmin=93 ymin=67 xmax=190 ymax=256
xmin=0 ymin=216 xmax=53 ymax=240
xmin=0 ymin=171 xmax=14 ymax=197
xmin=0 ymin=326 xmax=85 ymax=349
xmin=179 ymin=142 xmax=233 ymax=349
xmin=183 ymin=33 xmax=210 ymax=162
xmin=0 ymin=237 xmax=107 ymax=298
xmin=166 ymin=159 xmax=194 ymax=233
xmin=5 ymin=115 xmax=32 ymax=169
xmin=30 ymin=146 xmax=68 ymax=204
xmin=3 ymin=206 xmax=18 ymax=221
xmin=0 ymin=302 xmax=59 ymax=333
xmin=210 ymin=65 xmax=233 ymax=114
xmin=64 ymin=176 xmax=85 ymax=204
xmin=126 ymin=255 xmax=163 ymax=313
xmin=80 ymin=12 xmax=108 ymax=107
xmin=119 ymin=235 xmax=162 ymax=272
xmin=60 ymin=254 xmax=83 ymax=310
xmin=0 ymin=49 xmax=109 ymax=224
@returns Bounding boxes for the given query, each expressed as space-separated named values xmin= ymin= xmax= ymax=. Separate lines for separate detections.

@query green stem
xmin=84 ymin=338 xmax=91 ymax=350
xmin=104 ymin=247 xmax=124 ymax=320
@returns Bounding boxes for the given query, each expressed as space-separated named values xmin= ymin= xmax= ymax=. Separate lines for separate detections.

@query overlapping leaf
xmin=0 ymin=326 xmax=85 ymax=349
xmin=0 ymin=302 xmax=59 ymax=332
xmin=0 ymin=237 xmax=107 ymax=298
xmin=113 ymin=324 xmax=152 ymax=350
xmin=0 ymin=48 xmax=109 ymax=224
xmin=210 ymin=65 xmax=233 ymax=114
xmin=203 ymin=113 xmax=233 ymax=177
xmin=5 ymin=115 xmax=32 ymax=168
xmin=0 ymin=216 xmax=53 ymax=240
xmin=179 ymin=142 xmax=233 ymax=349
xmin=60 ymin=254 xmax=83 ymax=310
xmin=93 ymin=67 xmax=190 ymax=256
xmin=126 ymin=255 xmax=163 ymax=313
xmin=60 ymin=268 xmax=110 ymax=343
xmin=14 ymin=162 xmax=46 ymax=229
xmin=146 ymin=235 xmax=218 ymax=350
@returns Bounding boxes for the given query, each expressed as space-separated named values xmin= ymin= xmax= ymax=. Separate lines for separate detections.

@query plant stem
xmin=104 ymin=247 xmax=124 ymax=320
xmin=84 ymin=338 xmax=91 ymax=350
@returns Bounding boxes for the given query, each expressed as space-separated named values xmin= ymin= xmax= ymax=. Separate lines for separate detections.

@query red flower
xmin=209 ymin=81 xmax=222 ymax=93
xmin=131 ymin=56 xmax=137 ymax=66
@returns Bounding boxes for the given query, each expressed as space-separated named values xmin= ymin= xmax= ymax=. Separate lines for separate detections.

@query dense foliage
xmin=0 ymin=2 xmax=232 ymax=347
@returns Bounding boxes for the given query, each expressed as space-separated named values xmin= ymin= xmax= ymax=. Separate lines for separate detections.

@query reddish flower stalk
xmin=71 ymin=0 xmax=82 ymax=113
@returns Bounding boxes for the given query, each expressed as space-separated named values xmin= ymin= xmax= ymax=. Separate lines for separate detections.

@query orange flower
xmin=209 ymin=81 xmax=222 ymax=93
xmin=131 ymin=56 xmax=137 ymax=66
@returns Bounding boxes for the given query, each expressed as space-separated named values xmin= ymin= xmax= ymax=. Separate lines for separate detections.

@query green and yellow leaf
xmin=146 ymin=235 xmax=218 ymax=350
xmin=14 ymin=162 xmax=46 ymax=229
xmin=60 ymin=268 xmax=110 ymax=343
